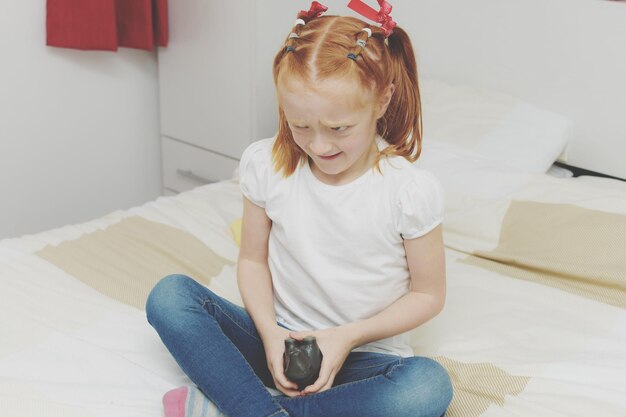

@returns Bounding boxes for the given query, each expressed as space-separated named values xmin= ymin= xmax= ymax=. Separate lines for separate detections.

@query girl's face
xmin=278 ymin=77 xmax=392 ymax=185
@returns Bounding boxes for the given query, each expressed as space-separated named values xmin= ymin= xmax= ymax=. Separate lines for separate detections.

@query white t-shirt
xmin=239 ymin=135 xmax=445 ymax=357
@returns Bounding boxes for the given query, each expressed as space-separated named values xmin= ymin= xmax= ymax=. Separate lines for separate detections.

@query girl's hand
xmin=288 ymin=326 xmax=355 ymax=395
xmin=261 ymin=326 xmax=302 ymax=397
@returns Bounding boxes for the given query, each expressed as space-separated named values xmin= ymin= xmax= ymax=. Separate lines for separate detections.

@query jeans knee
xmin=392 ymin=357 xmax=453 ymax=417
xmin=426 ymin=358 xmax=453 ymax=409
xmin=145 ymin=274 xmax=194 ymax=324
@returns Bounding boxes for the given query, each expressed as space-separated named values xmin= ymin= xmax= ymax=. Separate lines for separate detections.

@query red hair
xmin=272 ymin=15 xmax=422 ymax=177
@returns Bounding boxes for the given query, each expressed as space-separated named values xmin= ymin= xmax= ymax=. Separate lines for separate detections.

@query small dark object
xmin=283 ymin=336 xmax=323 ymax=390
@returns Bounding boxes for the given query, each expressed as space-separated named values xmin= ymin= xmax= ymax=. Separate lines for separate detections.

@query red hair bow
xmin=297 ymin=1 xmax=329 ymax=22
xmin=347 ymin=0 xmax=396 ymax=37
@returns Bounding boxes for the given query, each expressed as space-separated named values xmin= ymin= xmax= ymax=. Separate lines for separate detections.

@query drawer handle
xmin=176 ymin=169 xmax=217 ymax=184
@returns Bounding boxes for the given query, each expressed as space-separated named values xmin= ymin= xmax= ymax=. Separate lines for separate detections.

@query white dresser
xmin=158 ymin=0 xmax=255 ymax=194
xmin=157 ymin=0 xmax=303 ymax=195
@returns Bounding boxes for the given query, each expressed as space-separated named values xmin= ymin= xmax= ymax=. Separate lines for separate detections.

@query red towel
xmin=46 ymin=0 xmax=168 ymax=51
xmin=46 ymin=0 xmax=117 ymax=51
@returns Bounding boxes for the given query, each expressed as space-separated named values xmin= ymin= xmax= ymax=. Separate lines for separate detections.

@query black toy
xmin=283 ymin=336 xmax=323 ymax=390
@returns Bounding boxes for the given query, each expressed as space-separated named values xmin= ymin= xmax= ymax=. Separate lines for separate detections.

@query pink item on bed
xmin=162 ymin=386 xmax=188 ymax=417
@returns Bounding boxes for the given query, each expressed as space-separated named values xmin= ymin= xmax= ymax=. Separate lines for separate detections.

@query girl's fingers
xmin=267 ymin=355 xmax=298 ymax=393
xmin=274 ymin=379 xmax=301 ymax=397
xmin=273 ymin=362 xmax=298 ymax=390
xmin=270 ymin=365 xmax=300 ymax=397
xmin=278 ymin=373 xmax=299 ymax=391
xmin=288 ymin=331 xmax=309 ymax=341
xmin=320 ymin=378 xmax=334 ymax=392
xmin=317 ymin=372 xmax=337 ymax=394
xmin=303 ymin=367 xmax=333 ymax=394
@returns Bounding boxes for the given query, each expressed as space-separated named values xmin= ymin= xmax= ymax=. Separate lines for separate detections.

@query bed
xmin=2 ymin=71 xmax=626 ymax=417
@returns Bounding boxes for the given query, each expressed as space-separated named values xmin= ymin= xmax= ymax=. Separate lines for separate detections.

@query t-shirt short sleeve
xmin=239 ymin=139 xmax=270 ymax=208
xmin=395 ymin=169 xmax=445 ymax=239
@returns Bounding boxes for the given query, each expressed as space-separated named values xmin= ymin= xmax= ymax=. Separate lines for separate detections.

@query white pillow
xmin=417 ymin=140 xmax=535 ymax=202
xmin=420 ymin=78 xmax=572 ymax=173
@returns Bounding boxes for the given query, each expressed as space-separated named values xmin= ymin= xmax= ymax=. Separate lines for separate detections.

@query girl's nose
xmin=309 ymin=135 xmax=333 ymax=155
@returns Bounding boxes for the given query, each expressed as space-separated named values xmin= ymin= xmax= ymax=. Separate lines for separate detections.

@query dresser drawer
xmin=162 ymin=136 xmax=240 ymax=193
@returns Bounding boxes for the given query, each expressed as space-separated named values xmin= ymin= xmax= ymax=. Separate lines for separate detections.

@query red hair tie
xmin=297 ymin=1 xmax=329 ymax=22
xmin=347 ymin=0 xmax=397 ymax=37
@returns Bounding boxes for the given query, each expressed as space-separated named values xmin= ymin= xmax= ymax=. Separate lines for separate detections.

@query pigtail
xmin=273 ymin=108 xmax=306 ymax=177
xmin=283 ymin=19 xmax=306 ymax=55
xmin=346 ymin=27 xmax=372 ymax=61
xmin=380 ymin=26 xmax=422 ymax=162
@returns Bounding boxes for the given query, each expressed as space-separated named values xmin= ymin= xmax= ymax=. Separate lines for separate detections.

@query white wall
xmin=254 ymin=0 xmax=626 ymax=179
xmin=406 ymin=0 xmax=626 ymax=179
xmin=0 ymin=2 xmax=162 ymax=239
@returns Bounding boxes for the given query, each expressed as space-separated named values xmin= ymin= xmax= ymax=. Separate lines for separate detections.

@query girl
xmin=146 ymin=1 xmax=453 ymax=416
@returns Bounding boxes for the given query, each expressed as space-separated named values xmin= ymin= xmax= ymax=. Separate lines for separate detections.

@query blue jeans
xmin=146 ymin=274 xmax=453 ymax=417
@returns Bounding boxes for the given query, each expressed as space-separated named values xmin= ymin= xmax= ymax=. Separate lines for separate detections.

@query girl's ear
xmin=376 ymin=83 xmax=395 ymax=118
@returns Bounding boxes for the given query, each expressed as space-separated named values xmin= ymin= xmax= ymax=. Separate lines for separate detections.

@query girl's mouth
xmin=318 ymin=152 xmax=342 ymax=160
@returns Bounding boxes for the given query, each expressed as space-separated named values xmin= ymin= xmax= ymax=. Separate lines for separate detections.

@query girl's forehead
xmin=277 ymin=76 xmax=375 ymax=115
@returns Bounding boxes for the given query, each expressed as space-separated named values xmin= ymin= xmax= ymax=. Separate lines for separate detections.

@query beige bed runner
xmin=462 ymin=200 xmax=626 ymax=308
xmin=35 ymin=216 xmax=233 ymax=310
xmin=436 ymin=356 xmax=529 ymax=417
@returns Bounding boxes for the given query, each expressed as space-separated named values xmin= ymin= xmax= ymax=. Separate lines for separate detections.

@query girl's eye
xmin=332 ymin=126 xmax=349 ymax=132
